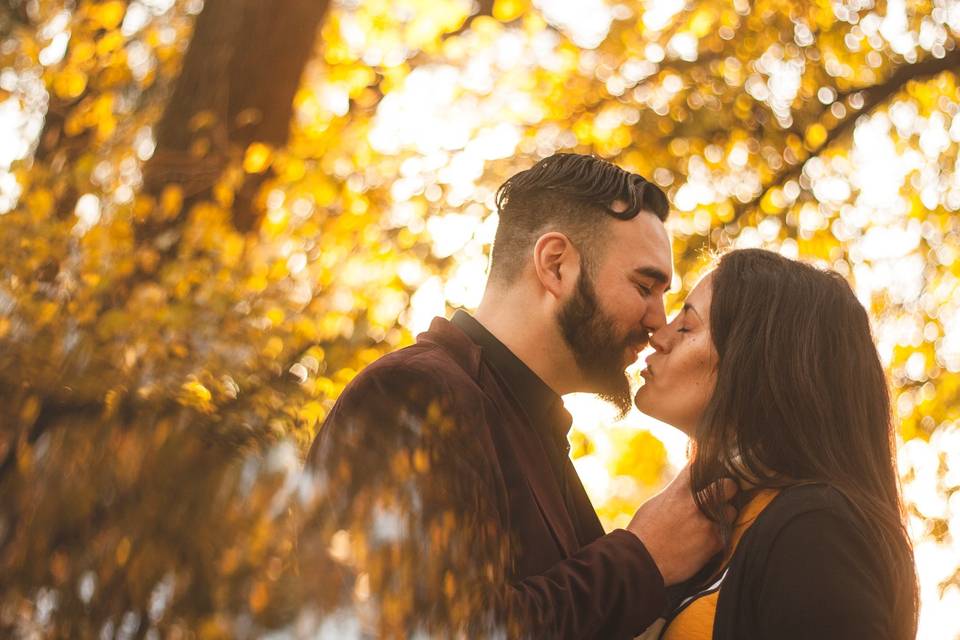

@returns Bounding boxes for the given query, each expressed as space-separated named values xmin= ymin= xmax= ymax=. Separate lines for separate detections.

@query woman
xmin=634 ymin=248 xmax=918 ymax=639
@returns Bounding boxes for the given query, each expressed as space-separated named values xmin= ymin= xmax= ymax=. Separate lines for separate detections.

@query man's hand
xmin=626 ymin=465 xmax=737 ymax=586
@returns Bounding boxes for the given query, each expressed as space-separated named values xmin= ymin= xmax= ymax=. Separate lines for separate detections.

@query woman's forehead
xmin=685 ymin=272 xmax=715 ymax=308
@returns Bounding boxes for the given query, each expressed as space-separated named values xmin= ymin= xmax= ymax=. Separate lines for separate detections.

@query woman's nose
xmin=648 ymin=327 xmax=670 ymax=353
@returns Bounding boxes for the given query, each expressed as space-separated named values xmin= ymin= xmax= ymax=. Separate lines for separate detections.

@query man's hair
xmin=489 ymin=153 xmax=669 ymax=284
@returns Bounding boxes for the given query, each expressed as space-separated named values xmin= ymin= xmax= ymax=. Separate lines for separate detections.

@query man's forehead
xmin=615 ymin=212 xmax=673 ymax=279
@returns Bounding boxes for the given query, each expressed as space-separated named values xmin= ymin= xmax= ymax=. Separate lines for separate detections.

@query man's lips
xmin=626 ymin=339 xmax=648 ymax=364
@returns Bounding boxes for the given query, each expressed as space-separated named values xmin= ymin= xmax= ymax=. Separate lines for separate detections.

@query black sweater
xmin=659 ymin=484 xmax=901 ymax=639
xmin=710 ymin=484 xmax=896 ymax=639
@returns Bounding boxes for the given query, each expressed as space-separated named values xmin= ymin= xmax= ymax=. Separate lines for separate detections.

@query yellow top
xmin=660 ymin=489 xmax=781 ymax=640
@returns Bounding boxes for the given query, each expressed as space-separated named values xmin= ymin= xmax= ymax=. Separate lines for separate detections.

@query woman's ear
xmin=532 ymin=232 xmax=579 ymax=298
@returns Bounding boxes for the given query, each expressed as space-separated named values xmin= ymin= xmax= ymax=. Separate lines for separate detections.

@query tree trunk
xmin=0 ymin=0 xmax=330 ymax=485
xmin=139 ymin=0 xmax=330 ymax=241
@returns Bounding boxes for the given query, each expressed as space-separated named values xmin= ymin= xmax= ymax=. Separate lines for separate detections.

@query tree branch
xmin=441 ymin=0 xmax=496 ymax=41
xmin=573 ymin=50 xmax=727 ymax=118
xmin=0 ymin=398 xmax=103 ymax=485
xmin=729 ymin=47 xmax=960 ymax=225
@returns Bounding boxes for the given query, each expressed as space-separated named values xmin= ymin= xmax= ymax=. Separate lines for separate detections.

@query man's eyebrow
xmin=632 ymin=266 xmax=670 ymax=286
xmin=683 ymin=302 xmax=704 ymax=323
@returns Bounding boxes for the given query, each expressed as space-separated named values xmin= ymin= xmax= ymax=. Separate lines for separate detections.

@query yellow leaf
xmin=266 ymin=308 xmax=286 ymax=326
xmin=180 ymin=378 xmax=215 ymax=413
xmin=116 ymin=537 xmax=131 ymax=566
xmin=136 ymin=247 xmax=160 ymax=273
xmin=760 ymin=189 xmax=783 ymax=214
xmin=298 ymin=401 xmax=327 ymax=429
xmin=188 ymin=110 xmax=217 ymax=131
xmin=96 ymin=30 xmax=125 ymax=56
xmin=160 ymin=185 xmax=183 ymax=220
xmin=717 ymin=201 xmax=735 ymax=222
xmin=183 ymin=380 xmax=211 ymax=402
xmin=568 ymin=429 xmax=595 ymax=459
xmin=689 ymin=9 xmax=715 ymax=37
xmin=53 ymin=69 xmax=88 ymax=100
xmin=444 ymin=571 xmax=456 ymax=598
xmin=413 ymin=448 xmax=430 ymax=473
xmin=26 ymin=189 xmax=54 ymax=219
xmin=219 ymin=547 xmax=240 ymax=575
xmin=20 ymin=396 xmax=41 ymax=424
xmin=805 ymin=122 xmax=827 ymax=148
xmin=607 ymin=429 xmax=667 ymax=485
xmin=493 ymin=0 xmax=528 ymax=22
xmin=92 ymin=94 xmax=116 ymax=140
xmin=243 ymin=142 xmax=274 ymax=174
xmin=198 ymin=617 xmax=231 ymax=640
xmin=263 ymin=336 xmax=284 ymax=359
xmin=89 ymin=0 xmax=127 ymax=30
xmin=469 ymin=15 xmax=504 ymax=39
xmin=70 ymin=41 xmax=96 ymax=65
xmin=220 ymin=234 xmax=245 ymax=268
xmin=249 ymin=581 xmax=269 ymax=613
xmin=247 ymin=271 xmax=269 ymax=293
xmin=38 ymin=301 xmax=59 ymax=325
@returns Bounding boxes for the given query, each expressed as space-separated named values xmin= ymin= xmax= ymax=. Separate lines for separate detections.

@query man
xmin=306 ymin=154 xmax=733 ymax=638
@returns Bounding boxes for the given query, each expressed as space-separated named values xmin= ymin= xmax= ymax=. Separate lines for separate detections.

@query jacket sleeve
xmin=305 ymin=363 xmax=665 ymax=639
xmin=755 ymin=509 xmax=892 ymax=639
xmin=512 ymin=528 xmax=665 ymax=639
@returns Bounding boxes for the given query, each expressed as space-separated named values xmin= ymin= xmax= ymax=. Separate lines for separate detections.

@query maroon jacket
xmin=307 ymin=316 xmax=665 ymax=638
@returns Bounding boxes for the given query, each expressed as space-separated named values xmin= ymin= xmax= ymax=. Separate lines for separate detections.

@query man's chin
xmin=601 ymin=395 xmax=633 ymax=421
xmin=594 ymin=377 xmax=633 ymax=419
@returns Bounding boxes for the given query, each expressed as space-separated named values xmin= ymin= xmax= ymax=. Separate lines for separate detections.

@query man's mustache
xmin=626 ymin=331 xmax=650 ymax=349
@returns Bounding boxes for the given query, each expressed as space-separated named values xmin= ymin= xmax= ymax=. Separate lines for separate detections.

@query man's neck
xmin=473 ymin=290 xmax=581 ymax=395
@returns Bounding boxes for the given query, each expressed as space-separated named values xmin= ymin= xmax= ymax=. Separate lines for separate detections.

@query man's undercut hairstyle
xmin=489 ymin=153 xmax=669 ymax=284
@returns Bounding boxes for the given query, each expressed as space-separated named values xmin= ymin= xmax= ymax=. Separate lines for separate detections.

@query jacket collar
xmin=418 ymin=313 xmax=583 ymax=556
xmin=417 ymin=315 xmax=484 ymax=380
xmin=449 ymin=310 xmax=573 ymax=447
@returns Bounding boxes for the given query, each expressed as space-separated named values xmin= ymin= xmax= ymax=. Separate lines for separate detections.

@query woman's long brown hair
xmin=691 ymin=248 xmax=918 ymax=639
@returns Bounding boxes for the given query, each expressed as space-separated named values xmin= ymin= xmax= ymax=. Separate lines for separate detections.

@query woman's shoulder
xmin=714 ymin=483 xmax=890 ymax=638
xmin=732 ymin=482 xmax=874 ymax=575
xmin=715 ymin=489 xmax=897 ymax=640
xmin=754 ymin=482 xmax=863 ymax=533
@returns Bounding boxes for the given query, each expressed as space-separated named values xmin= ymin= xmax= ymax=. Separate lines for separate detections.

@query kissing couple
xmin=306 ymin=154 xmax=917 ymax=639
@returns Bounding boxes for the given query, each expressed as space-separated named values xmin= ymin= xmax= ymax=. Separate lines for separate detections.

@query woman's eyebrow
xmin=682 ymin=302 xmax=704 ymax=323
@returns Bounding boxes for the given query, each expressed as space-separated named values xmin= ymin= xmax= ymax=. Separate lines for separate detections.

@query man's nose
xmin=643 ymin=298 xmax=668 ymax=334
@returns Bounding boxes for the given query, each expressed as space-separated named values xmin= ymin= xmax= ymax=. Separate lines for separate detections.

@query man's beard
xmin=557 ymin=267 xmax=646 ymax=419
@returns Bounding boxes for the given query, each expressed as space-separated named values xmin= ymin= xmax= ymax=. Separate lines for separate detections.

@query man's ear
xmin=532 ymin=232 xmax=579 ymax=298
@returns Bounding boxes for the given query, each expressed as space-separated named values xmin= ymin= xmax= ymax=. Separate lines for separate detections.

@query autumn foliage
xmin=1 ymin=0 xmax=959 ymax=636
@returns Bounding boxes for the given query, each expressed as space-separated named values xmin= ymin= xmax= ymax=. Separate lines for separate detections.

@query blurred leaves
xmin=0 ymin=0 xmax=959 ymax=636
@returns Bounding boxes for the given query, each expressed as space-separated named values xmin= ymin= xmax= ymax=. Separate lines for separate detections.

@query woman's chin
xmin=632 ymin=387 xmax=648 ymax=410
xmin=633 ymin=393 xmax=695 ymax=436
xmin=632 ymin=389 xmax=662 ymax=422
